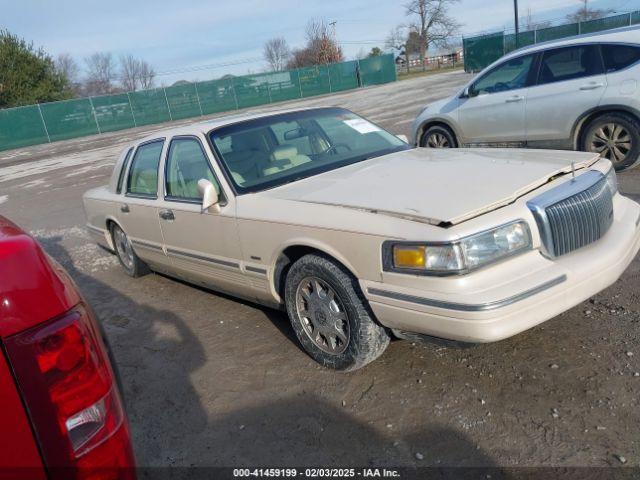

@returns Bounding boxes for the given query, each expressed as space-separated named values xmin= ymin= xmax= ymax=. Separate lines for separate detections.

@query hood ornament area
xmin=571 ymin=161 xmax=576 ymax=181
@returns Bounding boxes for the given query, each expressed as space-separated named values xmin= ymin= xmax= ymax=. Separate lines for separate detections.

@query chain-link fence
xmin=464 ymin=10 xmax=640 ymax=73
xmin=0 ymin=54 xmax=397 ymax=152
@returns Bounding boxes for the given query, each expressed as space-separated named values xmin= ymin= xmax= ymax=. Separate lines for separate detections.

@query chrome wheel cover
xmin=295 ymin=277 xmax=350 ymax=355
xmin=589 ymin=123 xmax=632 ymax=165
xmin=113 ymin=227 xmax=134 ymax=270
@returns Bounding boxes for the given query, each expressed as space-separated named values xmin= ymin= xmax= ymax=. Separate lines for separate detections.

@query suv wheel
xmin=582 ymin=113 xmax=640 ymax=171
xmin=420 ymin=125 xmax=457 ymax=148
xmin=111 ymin=224 xmax=150 ymax=278
xmin=284 ymin=254 xmax=390 ymax=371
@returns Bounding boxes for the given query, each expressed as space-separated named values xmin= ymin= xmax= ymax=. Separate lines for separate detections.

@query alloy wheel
xmin=295 ymin=276 xmax=350 ymax=355
xmin=589 ymin=123 xmax=632 ymax=165
xmin=426 ymin=132 xmax=451 ymax=148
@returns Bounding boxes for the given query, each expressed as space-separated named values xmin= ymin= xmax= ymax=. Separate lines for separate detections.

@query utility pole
xmin=329 ymin=21 xmax=337 ymax=39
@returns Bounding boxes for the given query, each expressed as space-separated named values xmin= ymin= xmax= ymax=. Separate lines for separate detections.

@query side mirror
xmin=197 ymin=179 xmax=220 ymax=212
xmin=396 ymin=134 xmax=409 ymax=143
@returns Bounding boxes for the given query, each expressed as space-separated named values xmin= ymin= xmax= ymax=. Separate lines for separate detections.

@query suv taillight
xmin=4 ymin=304 xmax=135 ymax=479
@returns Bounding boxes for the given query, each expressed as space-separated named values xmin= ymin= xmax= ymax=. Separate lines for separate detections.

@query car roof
xmin=503 ymin=24 xmax=640 ymax=61
xmin=135 ymin=106 xmax=336 ymax=144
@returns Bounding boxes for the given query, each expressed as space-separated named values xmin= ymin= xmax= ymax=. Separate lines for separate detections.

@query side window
xmin=471 ymin=54 xmax=534 ymax=95
xmin=116 ymin=148 xmax=133 ymax=194
xmin=602 ymin=44 xmax=640 ymax=73
xmin=165 ymin=138 xmax=220 ymax=201
xmin=537 ymin=45 xmax=603 ymax=85
xmin=127 ymin=140 xmax=164 ymax=197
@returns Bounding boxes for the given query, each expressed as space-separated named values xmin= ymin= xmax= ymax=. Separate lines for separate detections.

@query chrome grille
xmin=527 ymin=171 xmax=614 ymax=257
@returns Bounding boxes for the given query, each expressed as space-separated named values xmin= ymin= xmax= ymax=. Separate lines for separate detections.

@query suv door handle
xmin=159 ymin=209 xmax=175 ymax=221
xmin=505 ymin=95 xmax=524 ymax=103
xmin=120 ymin=204 xmax=130 ymax=213
xmin=580 ymin=82 xmax=605 ymax=90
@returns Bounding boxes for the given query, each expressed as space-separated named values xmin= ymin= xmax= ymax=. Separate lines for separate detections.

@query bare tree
xmin=138 ymin=60 xmax=155 ymax=89
xmin=404 ymin=0 xmax=461 ymax=71
xmin=288 ymin=18 xmax=344 ymax=68
xmin=566 ymin=0 xmax=612 ymax=23
xmin=55 ymin=53 xmax=79 ymax=84
xmin=120 ymin=54 xmax=139 ymax=91
xmin=263 ymin=37 xmax=290 ymax=72
xmin=385 ymin=26 xmax=410 ymax=73
xmin=84 ymin=52 xmax=115 ymax=95
xmin=119 ymin=54 xmax=155 ymax=91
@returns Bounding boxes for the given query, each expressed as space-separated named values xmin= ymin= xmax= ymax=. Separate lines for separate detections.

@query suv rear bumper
xmin=363 ymin=196 xmax=640 ymax=343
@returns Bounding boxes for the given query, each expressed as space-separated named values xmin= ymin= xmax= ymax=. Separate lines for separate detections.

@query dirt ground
xmin=1 ymin=70 xmax=639 ymax=470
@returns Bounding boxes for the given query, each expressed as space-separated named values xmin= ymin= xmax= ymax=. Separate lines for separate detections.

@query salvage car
xmin=83 ymin=107 xmax=640 ymax=371
xmin=0 ymin=216 xmax=135 ymax=478
xmin=411 ymin=26 xmax=640 ymax=171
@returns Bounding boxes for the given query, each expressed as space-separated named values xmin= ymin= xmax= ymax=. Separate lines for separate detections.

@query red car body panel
xmin=0 ymin=216 xmax=134 ymax=476
xmin=0 ymin=216 xmax=81 ymax=338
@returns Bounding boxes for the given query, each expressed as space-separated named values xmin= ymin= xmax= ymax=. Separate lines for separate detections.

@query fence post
xmin=534 ymin=28 xmax=537 ymax=44
xmin=327 ymin=64 xmax=332 ymax=93
xmin=163 ymin=88 xmax=173 ymax=121
xmin=356 ymin=59 xmax=362 ymax=88
xmin=297 ymin=70 xmax=304 ymax=98
xmin=231 ymin=82 xmax=239 ymax=110
xmin=36 ymin=104 xmax=51 ymax=143
xmin=194 ymin=82 xmax=204 ymax=116
xmin=126 ymin=92 xmax=137 ymax=127
xmin=88 ymin=97 xmax=101 ymax=134
xmin=630 ymin=12 xmax=633 ymax=26
xmin=578 ymin=21 xmax=582 ymax=34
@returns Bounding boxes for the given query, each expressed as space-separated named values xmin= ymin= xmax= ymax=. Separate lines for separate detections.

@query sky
xmin=2 ymin=0 xmax=638 ymax=85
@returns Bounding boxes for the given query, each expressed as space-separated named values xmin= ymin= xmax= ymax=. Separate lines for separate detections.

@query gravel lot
xmin=1 ymin=69 xmax=640 ymax=470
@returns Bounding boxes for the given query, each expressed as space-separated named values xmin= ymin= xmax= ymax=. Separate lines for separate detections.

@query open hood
xmin=265 ymin=148 xmax=601 ymax=225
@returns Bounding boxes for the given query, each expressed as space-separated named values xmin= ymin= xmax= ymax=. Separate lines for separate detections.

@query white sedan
xmin=84 ymin=107 xmax=640 ymax=370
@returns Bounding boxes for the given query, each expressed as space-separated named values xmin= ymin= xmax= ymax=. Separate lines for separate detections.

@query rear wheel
xmin=420 ymin=125 xmax=457 ymax=148
xmin=582 ymin=113 xmax=640 ymax=171
xmin=284 ymin=254 xmax=390 ymax=371
xmin=111 ymin=224 xmax=150 ymax=278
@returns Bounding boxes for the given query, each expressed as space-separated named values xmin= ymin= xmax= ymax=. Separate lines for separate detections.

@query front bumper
xmin=362 ymin=196 xmax=640 ymax=343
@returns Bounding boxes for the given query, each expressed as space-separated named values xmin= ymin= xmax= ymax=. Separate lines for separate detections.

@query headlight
xmin=385 ymin=221 xmax=532 ymax=275
xmin=605 ymin=167 xmax=618 ymax=195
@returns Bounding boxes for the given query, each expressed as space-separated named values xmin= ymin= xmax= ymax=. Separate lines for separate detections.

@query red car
xmin=0 ymin=216 xmax=135 ymax=479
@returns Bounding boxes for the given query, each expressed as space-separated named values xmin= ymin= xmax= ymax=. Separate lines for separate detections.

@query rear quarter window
xmin=602 ymin=44 xmax=640 ymax=73
xmin=116 ymin=148 xmax=133 ymax=194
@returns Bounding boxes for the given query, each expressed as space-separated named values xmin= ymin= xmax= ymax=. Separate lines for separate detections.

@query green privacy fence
xmin=0 ymin=54 xmax=396 ymax=152
xmin=464 ymin=10 xmax=640 ymax=72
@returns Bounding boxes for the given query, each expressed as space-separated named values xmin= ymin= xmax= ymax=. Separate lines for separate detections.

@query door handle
xmin=580 ymin=83 xmax=604 ymax=90
xmin=120 ymin=204 xmax=130 ymax=213
xmin=159 ymin=209 xmax=175 ymax=221
xmin=505 ymin=95 xmax=524 ymax=103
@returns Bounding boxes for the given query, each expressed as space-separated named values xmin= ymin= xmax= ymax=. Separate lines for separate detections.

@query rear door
xmin=456 ymin=53 xmax=535 ymax=144
xmin=118 ymin=139 xmax=170 ymax=269
xmin=157 ymin=135 xmax=248 ymax=295
xmin=525 ymin=44 xmax=607 ymax=146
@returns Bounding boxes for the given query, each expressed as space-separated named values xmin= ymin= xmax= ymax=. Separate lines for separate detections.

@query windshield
xmin=208 ymin=107 xmax=410 ymax=193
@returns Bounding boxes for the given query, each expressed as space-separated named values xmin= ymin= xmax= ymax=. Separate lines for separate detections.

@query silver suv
xmin=411 ymin=26 xmax=640 ymax=171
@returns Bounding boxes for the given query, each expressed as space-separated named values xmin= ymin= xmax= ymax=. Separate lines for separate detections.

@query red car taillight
xmin=4 ymin=304 xmax=135 ymax=479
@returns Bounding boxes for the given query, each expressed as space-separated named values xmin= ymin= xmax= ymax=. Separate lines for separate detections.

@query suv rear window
xmin=537 ymin=45 xmax=603 ymax=85
xmin=602 ymin=44 xmax=640 ymax=73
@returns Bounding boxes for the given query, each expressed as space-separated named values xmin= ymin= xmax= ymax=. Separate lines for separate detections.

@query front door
xmin=157 ymin=136 xmax=247 ymax=295
xmin=119 ymin=139 xmax=169 ymax=270
xmin=457 ymin=53 xmax=535 ymax=145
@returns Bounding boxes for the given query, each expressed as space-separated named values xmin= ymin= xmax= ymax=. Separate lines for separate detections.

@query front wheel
xmin=420 ymin=125 xmax=457 ymax=149
xmin=582 ymin=113 xmax=640 ymax=171
xmin=284 ymin=254 xmax=390 ymax=371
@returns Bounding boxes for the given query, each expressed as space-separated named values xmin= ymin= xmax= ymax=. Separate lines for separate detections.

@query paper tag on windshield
xmin=343 ymin=118 xmax=380 ymax=134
